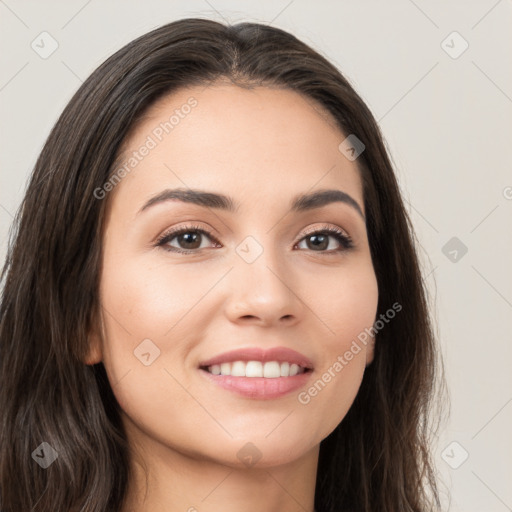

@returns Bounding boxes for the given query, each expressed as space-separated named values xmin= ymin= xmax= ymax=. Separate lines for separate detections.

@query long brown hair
xmin=0 ymin=18 xmax=445 ymax=511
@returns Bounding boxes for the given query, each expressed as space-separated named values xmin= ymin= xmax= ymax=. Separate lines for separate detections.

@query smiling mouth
xmin=200 ymin=360 xmax=312 ymax=378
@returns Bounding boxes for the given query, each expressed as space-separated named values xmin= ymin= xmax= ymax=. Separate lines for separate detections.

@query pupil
xmin=180 ymin=232 xmax=200 ymax=249
xmin=310 ymin=234 xmax=327 ymax=250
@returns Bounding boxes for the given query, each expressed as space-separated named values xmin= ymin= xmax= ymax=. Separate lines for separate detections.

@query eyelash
xmin=155 ymin=223 xmax=354 ymax=255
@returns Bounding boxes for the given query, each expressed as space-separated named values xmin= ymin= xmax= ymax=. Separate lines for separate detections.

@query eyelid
xmin=300 ymin=223 xmax=350 ymax=238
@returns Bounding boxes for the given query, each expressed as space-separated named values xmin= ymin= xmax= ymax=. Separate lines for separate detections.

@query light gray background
xmin=1 ymin=1 xmax=511 ymax=510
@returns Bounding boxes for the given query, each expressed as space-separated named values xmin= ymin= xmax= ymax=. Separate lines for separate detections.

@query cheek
xmin=99 ymin=251 xmax=223 ymax=369
xmin=97 ymin=258 xmax=200 ymax=441
xmin=97 ymin=252 xmax=227 ymax=403
xmin=324 ymin=262 xmax=378 ymax=375
xmin=310 ymin=258 xmax=379 ymax=347
xmin=100 ymin=255 xmax=210 ymax=333
xmin=296 ymin=261 xmax=378 ymax=434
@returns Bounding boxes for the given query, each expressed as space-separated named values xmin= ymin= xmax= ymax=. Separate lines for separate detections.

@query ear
xmin=365 ymin=334 xmax=376 ymax=366
xmin=83 ymin=333 xmax=103 ymax=365
xmin=83 ymin=307 xmax=104 ymax=365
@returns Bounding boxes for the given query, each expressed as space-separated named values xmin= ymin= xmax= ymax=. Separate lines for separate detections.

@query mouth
xmin=197 ymin=346 xmax=314 ymax=399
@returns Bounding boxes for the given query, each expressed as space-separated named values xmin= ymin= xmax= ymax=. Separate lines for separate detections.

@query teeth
xmin=231 ymin=361 xmax=246 ymax=377
xmin=246 ymin=361 xmax=263 ymax=377
xmin=289 ymin=363 xmax=299 ymax=376
xmin=263 ymin=361 xmax=280 ymax=378
xmin=206 ymin=360 xmax=307 ymax=378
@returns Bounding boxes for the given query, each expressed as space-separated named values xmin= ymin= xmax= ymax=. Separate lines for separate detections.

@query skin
xmin=86 ymin=82 xmax=379 ymax=512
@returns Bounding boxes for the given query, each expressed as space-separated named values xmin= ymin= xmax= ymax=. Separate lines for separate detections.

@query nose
xmin=223 ymin=245 xmax=303 ymax=328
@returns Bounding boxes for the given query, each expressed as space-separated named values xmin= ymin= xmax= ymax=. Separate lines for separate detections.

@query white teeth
xmin=245 ymin=361 xmax=263 ymax=377
xmin=206 ymin=360 xmax=307 ymax=378
xmin=231 ymin=361 xmax=246 ymax=377
xmin=263 ymin=361 xmax=281 ymax=378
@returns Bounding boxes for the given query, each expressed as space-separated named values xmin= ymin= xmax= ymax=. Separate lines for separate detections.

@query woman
xmin=0 ymin=17 xmax=444 ymax=511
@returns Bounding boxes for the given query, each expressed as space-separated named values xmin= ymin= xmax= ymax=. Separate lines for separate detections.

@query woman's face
xmin=88 ymin=83 xmax=379 ymax=468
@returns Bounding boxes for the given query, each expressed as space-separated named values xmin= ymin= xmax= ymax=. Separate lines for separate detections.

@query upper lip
xmin=199 ymin=346 xmax=314 ymax=370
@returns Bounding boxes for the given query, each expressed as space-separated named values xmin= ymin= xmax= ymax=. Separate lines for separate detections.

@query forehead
xmin=109 ymin=83 xmax=364 ymax=216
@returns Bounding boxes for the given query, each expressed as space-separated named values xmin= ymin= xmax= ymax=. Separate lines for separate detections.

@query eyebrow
xmin=138 ymin=187 xmax=365 ymax=220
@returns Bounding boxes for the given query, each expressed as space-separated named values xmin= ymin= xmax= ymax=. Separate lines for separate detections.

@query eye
xmin=155 ymin=224 xmax=220 ymax=254
xmin=155 ymin=223 xmax=354 ymax=254
xmin=295 ymin=224 xmax=354 ymax=253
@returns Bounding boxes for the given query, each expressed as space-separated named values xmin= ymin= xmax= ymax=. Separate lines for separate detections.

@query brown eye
xmin=156 ymin=225 xmax=219 ymax=253
xmin=296 ymin=227 xmax=354 ymax=253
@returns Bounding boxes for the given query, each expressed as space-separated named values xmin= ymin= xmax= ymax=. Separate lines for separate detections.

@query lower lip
xmin=199 ymin=368 xmax=313 ymax=400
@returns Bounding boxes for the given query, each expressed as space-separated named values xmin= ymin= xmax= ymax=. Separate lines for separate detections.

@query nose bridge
xmin=236 ymin=231 xmax=288 ymax=293
xmin=225 ymin=230 xmax=300 ymax=323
